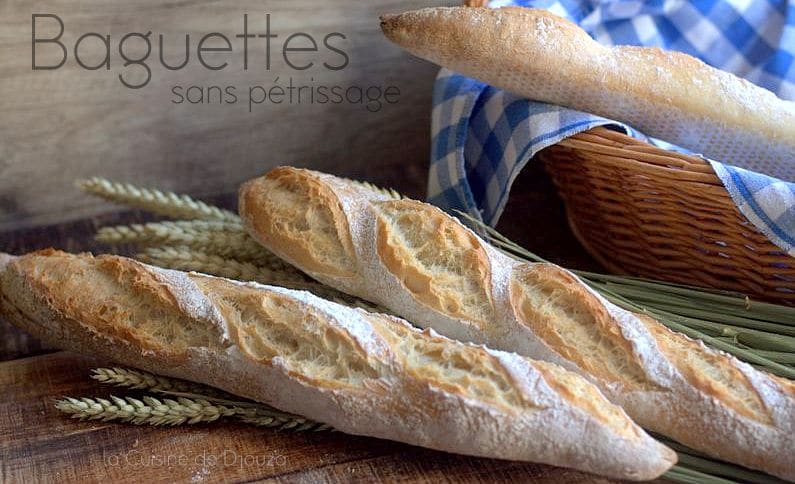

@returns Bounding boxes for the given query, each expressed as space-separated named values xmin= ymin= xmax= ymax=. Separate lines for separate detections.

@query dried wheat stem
xmin=136 ymin=246 xmax=310 ymax=286
xmin=96 ymin=221 xmax=284 ymax=267
xmin=57 ymin=392 xmax=332 ymax=430
xmin=236 ymin=413 xmax=333 ymax=431
xmin=96 ymin=220 xmax=244 ymax=244
xmin=56 ymin=395 xmax=235 ymax=426
xmin=154 ymin=390 xmax=333 ymax=431
xmin=77 ymin=177 xmax=240 ymax=221
xmin=137 ymin=247 xmax=389 ymax=314
xmin=91 ymin=367 xmax=232 ymax=398
xmin=91 ymin=368 xmax=332 ymax=431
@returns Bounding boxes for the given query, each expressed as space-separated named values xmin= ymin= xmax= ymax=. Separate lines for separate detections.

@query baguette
xmin=380 ymin=7 xmax=795 ymax=173
xmin=0 ymin=249 xmax=676 ymax=481
xmin=240 ymin=167 xmax=795 ymax=480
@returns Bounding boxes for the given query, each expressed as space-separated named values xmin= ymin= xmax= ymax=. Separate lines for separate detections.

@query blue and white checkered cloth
xmin=428 ymin=0 xmax=795 ymax=256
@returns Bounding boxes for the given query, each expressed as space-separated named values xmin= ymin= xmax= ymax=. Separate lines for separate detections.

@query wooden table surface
xmin=0 ymin=164 xmax=616 ymax=483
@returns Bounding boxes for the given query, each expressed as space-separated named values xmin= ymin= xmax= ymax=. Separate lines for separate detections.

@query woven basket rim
xmin=541 ymin=126 xmax=795 ymax=304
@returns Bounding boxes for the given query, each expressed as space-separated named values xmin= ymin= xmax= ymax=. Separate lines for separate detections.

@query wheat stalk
xmin=56 ymin=395 xmax=234 ymax=425
xmin=77 ymin=177 xmax=240 ymax=222
xmin=96 ymin=221 xmax=285 ymax=268
xmin=92 ymin=367 xmax=232 ymax=398
xmin=56 ymin=394 xmax=331 ymax=430
xmin=137 ymin=246 xmax=309 ymax=285
xmin=79 ymin=176 xmax=399 ymax=223
xmin=137 ymin=246 xmax=386 ymax=313
xmin=155 ymin=390 xmax=333 ymax=431
xmin=96 ymin=220 xmax=244 ymax=244
xmin=65 ymin=368 xmax=334 ymax=431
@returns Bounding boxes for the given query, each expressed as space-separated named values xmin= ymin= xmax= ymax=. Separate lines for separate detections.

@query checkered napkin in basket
xmin=428 ymin=0 xmax=795 ymax=256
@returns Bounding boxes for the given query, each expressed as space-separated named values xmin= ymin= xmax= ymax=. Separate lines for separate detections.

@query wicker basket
xmin=538 ymin=127 xmax=795 ymax=305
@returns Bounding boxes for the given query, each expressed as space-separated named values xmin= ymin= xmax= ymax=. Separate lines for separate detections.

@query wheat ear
xmin=136 ymin=246 xmax=311 ymax=285
xmin=78 ymin=176 xmax=398 ymax=222
xmin=77 ymin=177 xmax=239 ymax=221
xmin=84 ymin=367 xmax=334 ymax=431
xmin=96 ymin=220 xmax=244 ymax=244
xmin=95 ymin=221 xmax=284 ymax=267
xmin=56 ymin=395 xmax=331 ymax=430
xmin=92 ymin=367 xmax=232 ymax=398
xmin=137 ymin=246 xmax=388 ymax=313
xmin=56 ymin=395 xmax=235 ymax=425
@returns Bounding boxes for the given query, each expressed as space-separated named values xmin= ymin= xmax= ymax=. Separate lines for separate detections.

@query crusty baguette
xmin=240 ymin=167 xmax=795 ymax=480
xmin=0 ymin=249 xmax=676 ymax=481
xmin=381 ymin=6 xmax=795 ymax=174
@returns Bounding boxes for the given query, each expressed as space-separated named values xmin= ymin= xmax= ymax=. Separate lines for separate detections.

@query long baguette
xmin=380 ymin=6 xmax=795 ymax=173
xmin=0 ymin=249 xmax=676 ymax=481
xmin=240 ymin=167 xmax=795 ymax=480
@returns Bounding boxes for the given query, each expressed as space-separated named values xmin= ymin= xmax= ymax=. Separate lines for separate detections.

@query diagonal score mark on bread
xmin=193 ymin=277 xmax=380 ymax=389
xmin=239 ymin=167 xmax=359 ymax=279
xmin=367 ymin=312 xmax=544 ymax=413
xmin=510 ymin=264 xmax=660 ymax=392
xmin=11 ymin=249 xmax=228 ymax=359
xmin=374 ymin=199 xmax=495 ymax=330
xmin=365 ymin=312 xmax=538 ymax=412
xmin=634 ymin=313 xmax=775 ymax=426
xmin=530 ymin=359 xmax=641 ymax=437
xmin=239 ymin=167 xmax=795 ymax=480
xmin=0 ymin=250 xmax=679 ymax=479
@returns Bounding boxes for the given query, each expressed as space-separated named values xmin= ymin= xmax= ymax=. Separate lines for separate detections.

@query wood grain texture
xmin=0 ymin=352 xmax=618 ymax=483
xmin=0 ymin=0 xmax=447 ymax=231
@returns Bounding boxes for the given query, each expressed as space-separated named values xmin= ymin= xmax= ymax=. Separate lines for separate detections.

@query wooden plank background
xmin=0 ymin=0 xmax=450 ymax=231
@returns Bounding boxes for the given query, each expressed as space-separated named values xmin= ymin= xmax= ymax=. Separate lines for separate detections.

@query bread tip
xmin=620 ymin=439 xmax=677 ymax=481
xmin=379 ymin=13 xmax=400 ymax=36
xmin=0 ymin=252 xmax=15 ymax=272
xmin=659 ymin=443 xmax=678 ymax=475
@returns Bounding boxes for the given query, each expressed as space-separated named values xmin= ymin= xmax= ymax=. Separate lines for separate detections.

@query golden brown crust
xmin=380 ymin=7 xmax=795 ymax=166
xmin=374 ymin=199 xmax=495 ymax=329
xmin=240 ymin=167 xmax=358 ymax=278
xmin=192 ymin=275 xmax=379 ymax=391
xmin=367 ymin=312 xmax=532 ymax=413
xmin=532 ymin=360 xmax=641 ymax=438
xmin=637 ymin=314 xmax=773 ymax=425
xmin=0 ymin=250 xmax=679 ymax=480
xmin=238 ymin=166 xmax=793 ymax=479
xmin=367 ymin=311 xmax=642 ymax=439
xmin=6 ymin=250 xmax=223 ymax=363
xmin=510 ymin=264 xmax=657 ymax=391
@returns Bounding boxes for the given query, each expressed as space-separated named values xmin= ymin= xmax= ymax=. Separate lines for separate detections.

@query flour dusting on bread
xmin=0 ymin=250 xmax=676 ymax=480
xmin=240 ymin=167 xmax=795 ymax=480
